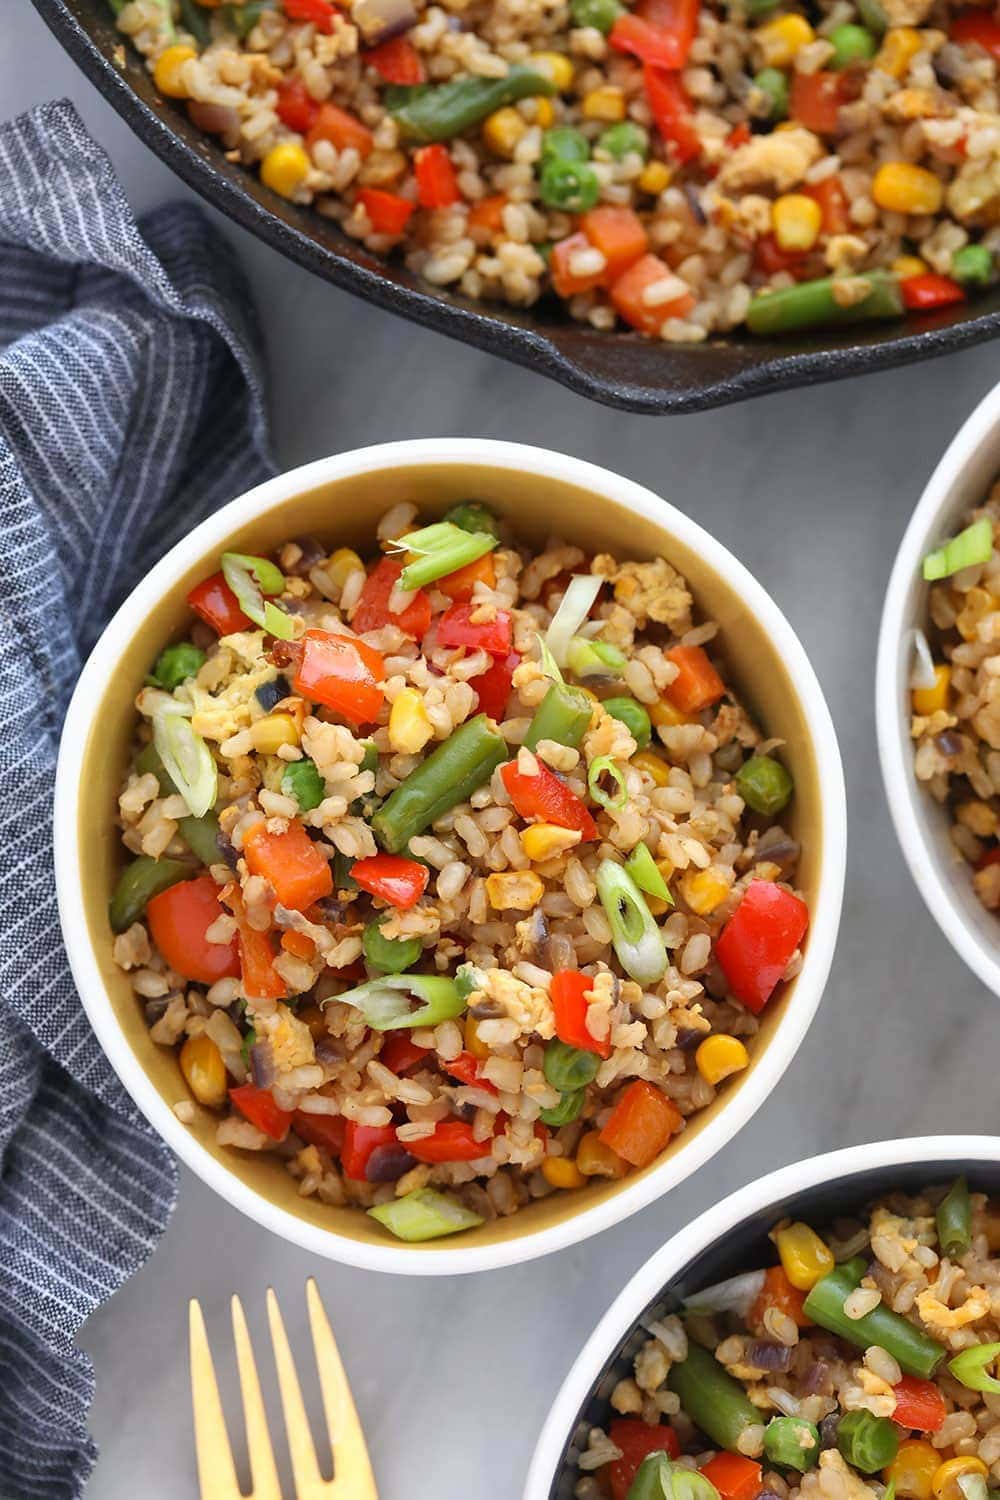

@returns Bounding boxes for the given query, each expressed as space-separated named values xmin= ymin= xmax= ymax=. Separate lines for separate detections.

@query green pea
xmin=952 ymin=243 xmax=994 ymax=287
xmin=753 ymin=67 xmax=789 ymax=119
xmin=856 ymin=0 xmax=888 ymax=32
xmin=570 ymin=0 xmax=625 ymax=32
xmin=150 ymin=642 xmax=206 ymax=690
xmin=763 ymin=1417 xmax=821 ymax=1473
xmin=442 ymin=500 xmax=500 ymax=536
xmin=602 ymin=697 xmax=652 ymax=750
xmin=541 ymin=125 xmax=591 ymax=165
xmin=543 ymin=1040 xmax=601 ymax=1092
xmin=281 ymin=758 xmax=326 ymax=812
xmin=539 ymin=1088 xmax=586 ymax=1126
xmin=597 ymin=121 xmax=649 ymax=160
xmin=539 ymin=158 xmax=601 ymax=212
xmin=829 ymin=22 xmax=876 ymax=65
xmin=836 ymin=1411 xmax=899 ymax=1474
xmin=734 ymin=754 xmax=793 ymax=816
xmin=362 ymin=916 xmax=423 ymax=975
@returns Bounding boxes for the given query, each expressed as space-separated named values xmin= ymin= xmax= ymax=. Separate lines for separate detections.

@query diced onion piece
xmin=908 ymin=628 xmax=938 ymax=691
xmin=545 ymin=574 xmax=603 ymax=668
xmin=153 ymin=708 xmax=217 ymax=818
xmin=221 ymin=552 xmax=294 ymax=640
xmin=682 ymin=1269 xmax=767 ymax=1316
xmin=535 ymin=631 xmax=564 ymax=684
xmin=922 ymin=516 xmax=993 ymax=582
xmin=588 ymin=754 xmax=629 ymax=810
xmin=367 ymin=1186 xmax=484 ymax=1241
xmin=595 ymin=857 xmax=667 ymax=986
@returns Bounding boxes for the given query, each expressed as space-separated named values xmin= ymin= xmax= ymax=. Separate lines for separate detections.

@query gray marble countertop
xmin=6 ymin=7 xmax=1000 ymax=1497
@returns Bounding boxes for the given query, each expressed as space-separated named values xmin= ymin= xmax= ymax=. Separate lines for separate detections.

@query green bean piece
xmin=856 ymin=0 xmax=888 ymax=32
xmin=570 ymin=0 xmax=625 ymax=31
xmin=598 ymin=122 xmax=649 ymax=160
xmin=667 ymin=1341 xmax=763 ymax=1454
xmin=333 ymin=850 xmax=358 ymax=892
xmin=952 ymin=244 xmax=995 ymax=287
xmin=746 ymin=271 xmax=904 ymax=336
xmin=539 ymin=1088 xmax=586 ymax=1126
xmin=753 ymin=67 xmax=789 ymax=120
xmin=178 ymin=812 xmax=222 ymax=868
xmin=543 ymin=1040 xmax=601 ymax=1092
xmin=539 ymin=159 xmax=600 ymax=212
xmin=150 ymin=641 xmax=206 ymax=690
xmin=803 ymin=1260 xmax=946 ymax=1378
xmin=524 ymin=683 xmax=594 ymax=752
xmin=628 ymin=1456 xmax=723 ymax=1500
xmin=441 ymin=500 xmax=500 ymax=536
xmin=764 ymin=1417 xmax=820 ymax=1473
xmin=178 ymin=0 xmax=211 ymax=46
xmin=836 ymin=1411 xmax=900 ymax=1474
xmin=389 ymin=64 xmax=555 ymax=143
xmin=936 ymin=1176 xmax=972 ymax=1259
xmin=602 ymin=697 xmax=652 ymax=750
xmin=351 ymin=739 xmax=380 ymax=815
xmin=135 ymin=741 xmax=173 ymax=794
xmin=541 ymin=126 xmax=591 ymax=166
xmin=735 ymin=754 xmax=793 ymax=816
xmin=829 ymin=22 xmax=876 ymax=65
xmin=363 ymin=916 xmax=422 ymax=975
xmin=282 ymin=757 xmax=326 ymax=813
xmin=220 ymin=0 xmax=275 ymax=36
xmin=109 ymin=856 xmax=190 ymax=933
xmin=371 ymin=714 xmax=507 ymax=852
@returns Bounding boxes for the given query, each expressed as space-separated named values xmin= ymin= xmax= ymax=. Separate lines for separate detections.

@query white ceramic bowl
xmin=55 ymin=439 xmax=846 ymax=1275
xmin=877 ymin=379 xmax=1000 ymax=998
xmin=525 ymin=1135 xmax=1000 ymax=1500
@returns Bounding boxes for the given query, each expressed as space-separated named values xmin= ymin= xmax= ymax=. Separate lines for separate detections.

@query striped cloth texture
xmin=0 ymin=100 xmax=274 ymax=1498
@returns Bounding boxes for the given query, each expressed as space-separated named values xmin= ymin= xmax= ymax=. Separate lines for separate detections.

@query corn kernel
xmin=638 ymin=160 xmax=671 ymax=195
xmin=483 ymin=106 xmax=527 ymax=156
xmin=872 ymin=161 xmax=943 ymax=215
xmin=649 ymin=698 xmax=690 ymax=727
xmin=179 ymin=1034 xmax=227 ymax=1109
xmin=756 ymin=14 xmax=815 ymax=67
xmin=326 ymin=547 xmax=363 ymax=591
xmin=533 ymin=97 xmax=556 ymax=128
xmin=542 ymin=1156 xmax=587 ymax=1190
xmin=389 ymin=687 xmax=434 ymax=755
xmin=695 ymin=1034 xmax=750 ymax=1086
xmin=886 ymin=1441 xmax=941 ymax=1500
xmin=154 ymin=44 xmax=197 ymax=98
xmin=681 ymin=867 xmax=732 ymax=915
xmin=485 ymin=871 xmax=545 ymax=910
xmin=892 ymin=255 xmax=929 ymax=279
xmin=250 ymin=713 xmax=300 ymax=754
xmin=261 ymin=141 xmax=311 ymax=199
xmin=529 ymin=51 xmax=575 ymax=91
xmin=576 ymin=1131 xmax=629 ymax=1178
xmin=932 ymin=1459 xmax=988 ymax=1500
xmin=775 ymin=1221 xmax=835 ymax=1289
xmin=772 ymin=192 xmax=823 ymax=252
xmin=632 ymin=749 xmax=670 ymax=787
xmin=582 ymin=86 xmax=627 ymax=122
xmin=521 ymin=823 xmax=582 ymax=861
xmin=911 ymin=663 xmax=950 ymax=716
xmin=876 ymin=26 xmax=923 ymax=78
xmin=465 ymin=1013 xmax=489 ymax=1060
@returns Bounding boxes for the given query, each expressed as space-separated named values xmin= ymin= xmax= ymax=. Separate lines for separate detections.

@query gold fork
xmin=189 ymin=1279 xmax=378 ymax=1500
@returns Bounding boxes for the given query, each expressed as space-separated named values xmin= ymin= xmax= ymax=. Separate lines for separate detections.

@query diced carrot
xmin=749 ymin=1265 xmax=811 ymax=1333
xmin=468 ymin=194 xmax=508 ymax=237
xmin=244 ymin=820 xmax=334 ymax=911
xmin=790 ymin=71 xmax=850 ymax=135
xmin=356 ymin=187 xmax=415 ymax=236
xmin=281 ymin=929 xmax=316 ymax=961
xmin=610 ymin=253 xmax=694 ymax=335
xmin=580 ymin=206 xmax=649 ymax=281
xmin=220 ymin=883 xmax=288 ymax=1001
xmin=306 ymin=102 xmax=373 ymax=158
xmin=665 ymin=644 xmax=725 ymax=714
xmin=414 ymin=143 xmax=462 ymax=209
xmin=599 ymin=1080 xmax=682 ymax=1168
xmin=550 ymin=232 xmax=607 ymax=299
xmin=700 ymin=1453 xmax=763 ymax=1500
xmin=805 ymin=174 xmax=850 ymax=236
xmin=437 ymin=552 xmax=497 ymax=601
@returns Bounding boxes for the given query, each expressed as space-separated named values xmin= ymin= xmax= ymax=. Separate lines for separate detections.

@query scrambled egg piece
xmin=593 ymin=555 xmax=694 ymax=633
xmin=916 ymin=1286 xmax=991 ymax=1329
xmin=469 ymin=968 xmax=555 ymax=1039
xmin=255 ymin=1003 xmax=316 ymax=1072
xmin=717 ymin=129 xmax=823 ymax=195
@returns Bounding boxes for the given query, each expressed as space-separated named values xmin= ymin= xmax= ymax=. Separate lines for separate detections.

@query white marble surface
xmin=6 ymin=7 xmax=1000 ymax=1498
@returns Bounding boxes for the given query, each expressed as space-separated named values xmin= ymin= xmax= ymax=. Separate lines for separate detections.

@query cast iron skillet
xmin=33 ymin=0 xmax=1000 ymax=413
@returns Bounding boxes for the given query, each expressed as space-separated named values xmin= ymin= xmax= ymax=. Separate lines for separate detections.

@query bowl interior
xmin=546 ymin=1153 xmax=1000 ymax=1499
xmin=76 ymin=457 xmax=825 ymax=1256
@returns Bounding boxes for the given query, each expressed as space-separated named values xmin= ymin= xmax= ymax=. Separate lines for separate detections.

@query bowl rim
xmin=54 ymin=437 xmax=847 ymax=1275
xmin=876 ymin=377 xmax=1000 ymax=1000
xmin=29 ymin=0 xmax=1000 ymax=416
xmin=524 ymin=1132 xmax=1000 ymax=1499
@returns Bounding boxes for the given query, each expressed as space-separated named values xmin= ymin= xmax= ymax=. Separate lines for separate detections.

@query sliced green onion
xmin=441 ymin=500 xmax=500 ymax=537
xmin=625 ymin=843 xmax=672 ymax=904
xmin=546 ymin=574 xmax=603 ymax=668
xmin=455 ymin=962 xmax=486 ymax=1000
xmin=566 ymin=635 xmax=627 ymax=679
xmin=602 ymin=697 xmax=651 ymax=749
xmin=764 ymin=1416 xmax=820 ymax=1473
xmin=588 ymin=754 xmax=629 ymax=811
xmin=153 ymin=707 xmax=217 ymax=818
xmin=543 ymin=1039 xmax=600 ymax=1091
xmin=836 ymin=1410 xmax=899 ymax=1474
xmin=326 ymin=974 xmax=466 ymax=1030
xmin=362 ymin=916 xmax=422 ymax=975
xmin=367 ymin=1187 xmax=484 ymax=1241
xmin=539 ymin=1088 xmax=586 ymax=1126
xmin=536 ymin=631 xmax=564 ymax=684
xmin=221 ymin=552 xmax=294 ymax=640
xmin=596 ymin=858 xmax=667 ymax=985
xmin=627 ymin=1456 xmax=722 ymax=1500
xmin=393 ymin=522 xmax=498 ymax=590
xmin=949 ymin=1342 xmax=1000 ymax=1394
xmin=936 ymin=1175 xmax=972 ymax=1258
xmin=923 ymin=516 xmax=993 ymax=582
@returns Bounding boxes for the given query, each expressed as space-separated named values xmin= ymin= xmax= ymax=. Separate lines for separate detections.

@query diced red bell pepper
xmin=437 ymin=603 xmax=512 ymax=656
xmin=147 ymin=876 xmax=241 ymax=985
xmin=276 ymin=76 xmax=319 ymax=133
xmin=892 ymin=1375 xmax=948 ymax=1432
xmin=221 ymin=883 xmax=288 ymax=1001
xmin=187 ymin=571 xmax=253 ymax=637
xmin=229 ymin=1084 xmax=294 ymax=1142
xmin=291 ymin=1110 xmax=345 ymax=1156
xmin=341 ymin=1121 xmax=398 ymax=1180
xmin=666 ymin=643 xmax=725 ymax=714
xmin=437 ymin=552 xmax=497 ymax=602
xmin=551 ymin=232 xmax=608 ymax=299
xmin=244 ymin=820 xmax=334 ymax=912
xmin=352 ymin=556 xmax=432 ymax=640
xmin=380 ymin=1033 xmax=428 ymax=1075
xmin=581 ymin=206 xmax=649 ymax=282
xmin=643 ymin=66 xmax=701 ymax=164
xmin=977 ymin=845 xmax=1000 ymax=871
xmin=283 ymin=0 xmax=337 ymax=32
xmin=749 ymin=1265 xmax=811 ymax=1332
xmin=292 ymin=628 xmax=386 ymax=726
xmin=500 ymin=758 xmax=598 ymax=841
xmin=754 ymin=234 xmax=809 ymax=278
xmin=608 ymin=1421 xmax=681 ymax=1500
xmin=471 ymin=650 xmax=519 ymax=722
xmin=599 ymin=1079 xmax=682 ymax=1168
xmin=790 ymin=71 xmax=849 ymax=135
xmin=307 ymin=102 xmax=373 ymax=158
xmin=951 ymin=8 xmax=1000 ymax=61
xmin=404 ymin=1119 xmax=490 ymax=1163
xmin=611 ymin=252 xmax=695 ymax=335
xmin=805 ymin=173 xmax=851 ymax=236
xmin=351 ymin=853 xmax=429 ymax=910
xmin=551 ymin=969 xmax=611 ymax=1058
xmin=901 ymin=273 xmax=966 ymax=311
xmin=727 ymin=121 xmax=751 ymax=149
xmin=715 ymin=879 xmax=809 ymax=1014
xmin=610 ymin=0 xmax=700 ymax=69
xmin=443 ymin=1052 xmax=497 ymax=1092
xmin=467 ymin=193 xmax=508 ymax=238
xmin=414 ymin=143 xmax=462 ymax=208
xmin=700 ymin=1453 xmax=763 ymax=1500
xmin=357 ymin=187 xmax=415 ymax=236
xmin=365 ymin=34 xmax=426 ymax=84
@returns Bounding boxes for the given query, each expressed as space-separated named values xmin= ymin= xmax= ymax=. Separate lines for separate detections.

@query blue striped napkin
xmin=0 ymin=100 xmax=274 ymax=1498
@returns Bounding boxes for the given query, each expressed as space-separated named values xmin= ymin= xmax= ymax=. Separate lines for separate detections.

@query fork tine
xmin=306 ymin=1280 xmax=378 ymax=1499
xmin=189 ymin=1300 xmax=243 ymax=1500
xmin=267 ymin=1287 xmax=327 ymax=1498
xmin=231 ymin=1296 xmax=283 ymax=1500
